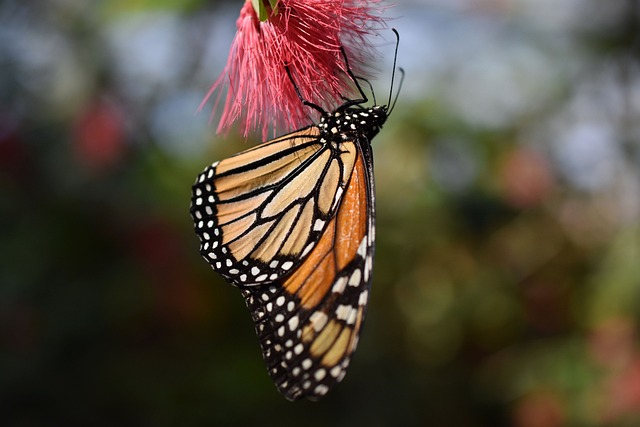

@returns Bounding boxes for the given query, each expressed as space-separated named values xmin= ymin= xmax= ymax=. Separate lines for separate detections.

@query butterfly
xmin=190 ymin=30 xmax=401 ymax=401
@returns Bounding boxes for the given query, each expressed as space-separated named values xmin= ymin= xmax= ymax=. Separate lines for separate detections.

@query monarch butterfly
xmin=191 ymin=30 xmax=401 ymax=401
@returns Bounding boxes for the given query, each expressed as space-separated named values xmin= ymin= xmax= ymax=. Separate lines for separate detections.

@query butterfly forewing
xmin=239 ymin=140 xmax=375 ymax=400
xmin=191 ymin=127 xmax=357 ymax=286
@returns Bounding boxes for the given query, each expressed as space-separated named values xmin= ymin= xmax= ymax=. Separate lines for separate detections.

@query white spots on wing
xmin=330 ymin=366 xmax=342 ymax=378
xmin=261 ymin=293 xmax=269 ymax=302
xmin=309 ymin=311 xmax=328 ymax=332
xmin=292 ymin=367 xmax=301 ymax=376
xmin=195 ymin=198 xmax=203 ymax=206
xmin=294 ymin=343 xmax=304 ymax=355
xmin=313 ymin=219 xmax=325 ymax=231
xmin=332 ymin=187 xmax=344 ymax=211
xmin=302 ymin=243 xmax=313 ymax=257
xmin=331 ymin=127 xmax=338 ymax=134
xmin=357 ymin=237 xmax=367 ymax=258
xmin=288 ymin=315 xmax=299 ymax=331
xmin=229 ymin=268 xmax=239 ymax=275
xmin=256 ymin=274 xmax=268 ymax=282
xmin=240 ymin=274 xmax=247 ymax=282
xmin=251 ymin=267 xmax=260 ymax=276
xmin=301 ymin=358 xmax=312 ymax=370
xmin=315 ymin=384 xmax=329 ymax=396
xmin=276 ymin=296 xmax=285 ymax=306
xmin=364 ymin=255 xmax=373 ymax=282
xmin=359 ymin=290 xmax=369 ymax=306
xmin=336 ymin=304 xmax=353 ymax=321
xmin=332 ymin=276 xmax=347 ymax=294
xmin=207 ymin=252 xmax=216 ymax=260
xmin=270 ymin=274 xmax=278 ymax=280
xmin=269 ymin=260 xmax=279 ymax=269
xmin=205 ymin=206 xmax=213 ymax=215
xmin=278 ymin=325 xmax=285 ymax=336
xmin=266 ymin=302 xmax=273 ymax=312
xmin=287 ymin=301 xmax=295 ymax=312
xmin=225 ymin=259 xmax=232 ymax=267
xmin=314 ymin=369 xmax=326 ymax=381
xmin=346 ymin=308 xmax=358 ymax=325
xmin=282 ymin=261 xmax=293 ymax=270
xmin=348 ymin=269 xmax=361 ymax=287
xmin=275 ymin=314 xmax=285 ymax=323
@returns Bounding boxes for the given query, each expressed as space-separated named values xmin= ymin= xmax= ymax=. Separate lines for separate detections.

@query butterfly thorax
xmin=318 ymin=105 xmax=388 ymax=143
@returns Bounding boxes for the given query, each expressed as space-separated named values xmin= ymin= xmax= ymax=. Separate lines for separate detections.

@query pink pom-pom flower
xmin=202 ymin=0 xmax=386 ymax=139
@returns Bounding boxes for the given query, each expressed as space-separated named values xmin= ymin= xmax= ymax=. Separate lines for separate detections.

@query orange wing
xmin=191 ymin=127 xmax=357 ymax=286
xmin=240 ymin=140 xmax=375 ymax=400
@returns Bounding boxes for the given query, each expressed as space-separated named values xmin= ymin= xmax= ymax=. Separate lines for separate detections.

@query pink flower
xmin=202 ymin=0 xmax=386 ymax=139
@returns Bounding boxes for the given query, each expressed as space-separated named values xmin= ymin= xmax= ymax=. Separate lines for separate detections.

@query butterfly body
xmin=191 ymin=103 xmax=388 ymax=400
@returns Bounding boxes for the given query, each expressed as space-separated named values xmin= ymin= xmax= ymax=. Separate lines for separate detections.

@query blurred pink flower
xmin=73 ymin=99 xmax=127 ymax=172
xmin=203 ymin=0 xmax=386 ymax=139
xmin=512 ymin=391 xmax=566 ymax=427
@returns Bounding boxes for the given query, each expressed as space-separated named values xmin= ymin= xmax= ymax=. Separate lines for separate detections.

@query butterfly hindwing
xmin=240 ymin=139 xmax=375 ymax=400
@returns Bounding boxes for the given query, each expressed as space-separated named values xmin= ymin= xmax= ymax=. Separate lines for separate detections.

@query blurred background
xmin=1 ymin=0 xmax=639 ymax=426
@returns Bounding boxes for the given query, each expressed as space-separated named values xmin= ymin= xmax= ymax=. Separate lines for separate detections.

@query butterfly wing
xmin=191 ymin=126 xmax=358 ymax=286
xmin=240 ymin=138 xmax=375 ymax=400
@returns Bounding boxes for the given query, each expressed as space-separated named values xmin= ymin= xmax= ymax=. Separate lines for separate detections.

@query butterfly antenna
xmin=389 ymin=68 xmax=404 ymax=115
xmin=387 ymin=28 xmax=401 ymax=109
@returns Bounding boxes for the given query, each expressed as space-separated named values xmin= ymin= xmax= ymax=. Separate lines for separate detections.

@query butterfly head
xmin=319 ymin=104 xmax=388 ymax=142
